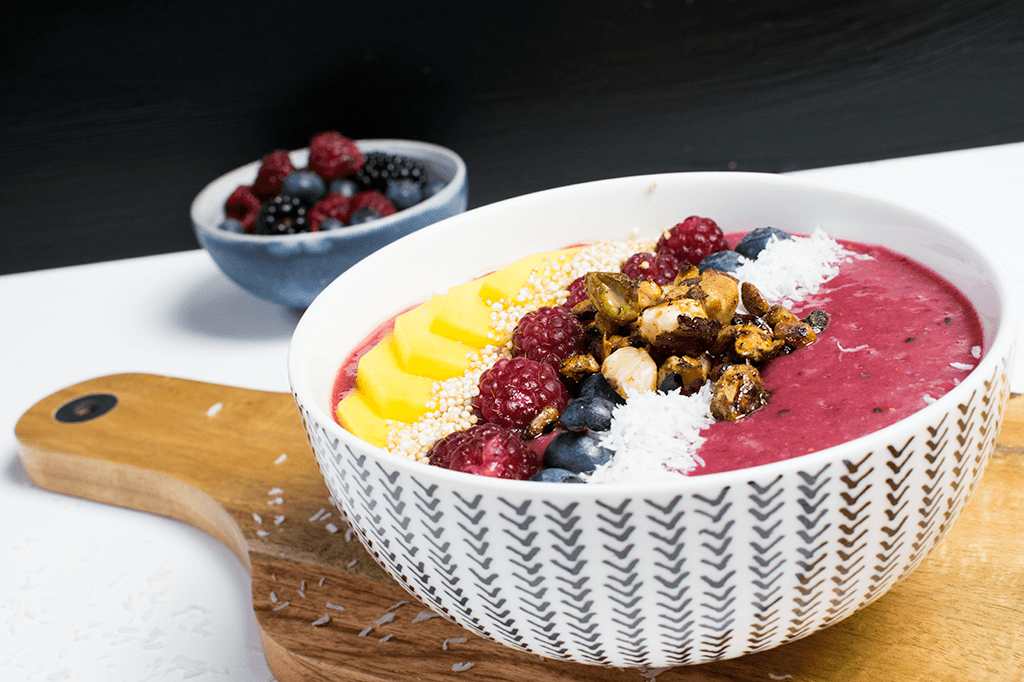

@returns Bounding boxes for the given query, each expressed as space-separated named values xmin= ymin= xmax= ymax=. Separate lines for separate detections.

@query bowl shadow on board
xmin=171 ymin=271 xmax=302 ymax=341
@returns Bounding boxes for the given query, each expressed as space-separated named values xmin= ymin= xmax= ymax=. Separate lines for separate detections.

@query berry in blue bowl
xmin=191 ymin=135 xmax=468 ymax=309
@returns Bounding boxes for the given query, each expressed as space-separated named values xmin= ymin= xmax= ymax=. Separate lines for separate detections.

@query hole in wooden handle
xmin=54 ymin=393 xmax=118 ymax=423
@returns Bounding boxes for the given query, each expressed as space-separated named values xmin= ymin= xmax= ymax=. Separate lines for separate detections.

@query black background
xmin=4 ymin=0 xmax=1023 ymax=275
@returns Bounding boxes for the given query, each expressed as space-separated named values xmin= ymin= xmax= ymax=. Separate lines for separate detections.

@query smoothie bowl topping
xmin=333 ymin=214 xmax=981 ymax=483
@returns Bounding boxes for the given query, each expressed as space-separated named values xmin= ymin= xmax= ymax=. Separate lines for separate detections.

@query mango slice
xmin=394 ymin=297 xmax=474 ymax=379
xmin=356 ymin=334 xmax=437 ymax=422
xmin=336 ymin=390 xmax=405 ymax=448
xmin=477 ymin=249 xmax=578 ymax=303
xmin=429 ymin=278 xmax=496 ymax=347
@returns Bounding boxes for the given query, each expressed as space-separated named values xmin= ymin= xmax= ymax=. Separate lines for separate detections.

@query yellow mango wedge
xmin=477 ymin=248 xmax=578 ymax=303
xmin=393 ymin=297 xmax=474 ymax=379
xmin=355 ymin=334 xmax=437 ymax=423
xmin=429 ymin=278 xmax=496 ymax=347
xmin=335 ymin=390 xmax=405 ymax=448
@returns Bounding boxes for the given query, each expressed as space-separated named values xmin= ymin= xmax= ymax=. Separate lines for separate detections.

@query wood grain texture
xmin=15 ymin=373 xmax=1024 ymax=681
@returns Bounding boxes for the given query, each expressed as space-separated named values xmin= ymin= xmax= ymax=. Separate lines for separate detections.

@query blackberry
xmin=255 ymin=195 xmax=310 ymax=235
xmin=356 ymin=152 xmax=428 ymax=192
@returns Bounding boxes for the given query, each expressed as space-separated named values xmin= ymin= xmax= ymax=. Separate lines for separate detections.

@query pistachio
xmin=740 ymin=281 xmax=771 ymax=317
xmin=560 ymin=353 xmax=601 ymax=382
xmin=584 ymin=272 xmax=639 ymax=326
xmin=602 ymin=346 xmax=658 ymax=398
xmin=710 ymin=364 xmax=770 ymax=421
xmin=635 ymin=279 xmax=663 ymax=310
xmin=524 ymin=405 xmax=561 ymax=440
xmin=733 ymin=324 xmax=785 ymax=362
xmin=658 ymin=354 xmax=712 ymax=395
xmin=765 ymin=304 xmax=799 ymax=329
xmin=775 ymin=320 xmax=817 ymax=349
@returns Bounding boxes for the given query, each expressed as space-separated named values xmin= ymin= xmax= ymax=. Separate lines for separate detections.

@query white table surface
xmin=3 ymin=142 xmax=1023 ymax=681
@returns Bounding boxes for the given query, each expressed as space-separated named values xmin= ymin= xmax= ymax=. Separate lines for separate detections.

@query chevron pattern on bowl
xmin=289 ymin=172 xmax=1018 ymax=667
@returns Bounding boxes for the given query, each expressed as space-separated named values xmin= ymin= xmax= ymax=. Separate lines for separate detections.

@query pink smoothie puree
xmin=334 ymin=232 xmax=983 ymax=478
xmin=694 ymin=238 xmax=981 ymax=474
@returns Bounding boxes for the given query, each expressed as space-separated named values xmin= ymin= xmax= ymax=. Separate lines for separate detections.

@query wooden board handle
xmin=14 ymin=374 xmax=1024 ymax=682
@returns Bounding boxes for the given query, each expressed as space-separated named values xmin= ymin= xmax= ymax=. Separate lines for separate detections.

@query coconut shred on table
xmin=333 ymin=217 xmax=983 ymax=483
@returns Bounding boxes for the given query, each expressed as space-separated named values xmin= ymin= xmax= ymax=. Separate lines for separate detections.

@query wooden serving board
xmin=15 ymin=374 xmax=1024 ymax=681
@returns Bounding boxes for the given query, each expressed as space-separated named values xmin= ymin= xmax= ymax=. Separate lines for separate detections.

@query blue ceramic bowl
xmin=191 ymin=139 xmax=468 ymax=309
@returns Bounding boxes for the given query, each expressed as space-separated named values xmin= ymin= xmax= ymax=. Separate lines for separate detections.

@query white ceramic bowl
xmin=191 ymin=139 xmax=468 ymax=309
xmin=288 ymin=172 xmax=1016 ymax=667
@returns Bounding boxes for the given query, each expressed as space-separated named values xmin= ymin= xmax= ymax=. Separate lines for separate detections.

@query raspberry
xmin=656 ymin=216 xmax=728 ymax=266
xmin=224 ymin=185 xmax=261 ymax=233
xmin=308 ymin=131 xmax=364 ymax=182
xmin=308 ymin=194 xmax=353 ymax=231
xmin=621 ymin=251 xmax=682 ymax=285
xmin=351 ymin=190 xmax=397 ymax=218
xmin=251 ymin=150 xmax=294 ymax=202
xmin=474 ymin=357 xmax=571 ymax=431
xmin=563 ymin=276 xmax=588 ymax=309
xmin=428 ymin=423 xmax=541 ymax=480
xmin=511 ymin=306 xmax=585 ymax=368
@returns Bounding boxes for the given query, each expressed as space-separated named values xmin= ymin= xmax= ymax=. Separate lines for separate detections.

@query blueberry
xmin=734 ymin=226 xmax=792 ymax=260
xmin=698 ymin=249 xmax=746 ymax=273
xmin=544 ymin=431 xmax=613 ymax=474
xmin=530 ymin=467 xmax=585 ymax=483
xmin=577 ymin=372 xmax=625 ymax=405
xmin=349 ymin=207 xmax=381 ymax=225
xmin=319 ymin=218 xmax=346 ymax=231
xmin=280 ymin=170 xmax=326 ymax=205
xmin=658 ymin=373 xmax=685 ymax=393
xmin=423 ymin=179 xmax=448 ymax=199
xmin=329 ymin=178 xmax=359 ymax=198
xmin=385 ymin=179 xmax=423 ymax=210
xmin=218 ymin=218 xmax=245 ymax=233
xmin=560 ymin=396 xmax=615 ymax=432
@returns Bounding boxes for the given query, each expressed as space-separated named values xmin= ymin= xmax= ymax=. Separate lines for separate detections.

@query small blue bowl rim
xmin=190 ymin=138 xmax=468 ymax=245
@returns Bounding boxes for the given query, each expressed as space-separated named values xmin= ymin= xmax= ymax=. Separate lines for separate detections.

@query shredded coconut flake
xmin=734 ymin=228 xmax=866 ymax=307
xmin=412 ymin=611 xmax=440 ymax=623
xmin=379 ymin=633 xmax=394 ymax=643
xmin=590 ymin=383 xmax=715 ymax=484
xmin=326 ymin=601 xmax=346 ymax=611
xmin=325 ymin=523 xmax=339 ymax=534
xmin=950 ymin=362 xmax=974 ymax=371
xmin=452 ymin=662 xmax=475 ymax=672
xmin=274 ymin=453 xmax=288 ymax=465
xmin=374 ymin=612 xmax=396 ymax=627
xmin=311 ymin=614 xmax=330 ymax=627
xmin=836 ymin=340 xmax=871 ymax=353
xmin=443 ymin=637 xmax=468 ymax=650
xmin=971 ymin=345 xmax=982 ymax=358
xmin=206 ymin=403 xmax=223 ymax=417
xmin=272 ymin=601 xmax=290 ymax=611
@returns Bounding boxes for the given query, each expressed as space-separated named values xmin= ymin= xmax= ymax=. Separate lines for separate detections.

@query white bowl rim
xmin=289 ymin=170 xmax=1018 ymax=497
xmin=190 ymin=138 xmax=468 ymax=242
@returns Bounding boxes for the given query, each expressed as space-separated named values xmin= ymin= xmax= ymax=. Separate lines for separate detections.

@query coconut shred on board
xmin=354 ymin=229 xmax=982 ymax=481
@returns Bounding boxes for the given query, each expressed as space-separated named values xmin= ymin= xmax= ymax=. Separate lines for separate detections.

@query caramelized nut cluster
xmin=560 ymin=265 xmax=829 ymax=421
